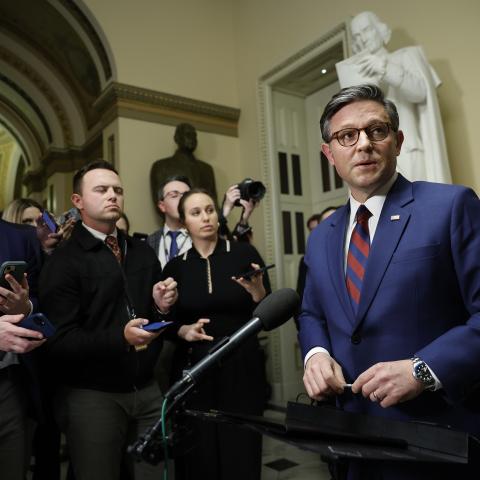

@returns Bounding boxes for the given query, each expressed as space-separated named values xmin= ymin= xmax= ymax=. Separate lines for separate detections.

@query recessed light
xmin=321 ymin=68 xmax=327 ymax=74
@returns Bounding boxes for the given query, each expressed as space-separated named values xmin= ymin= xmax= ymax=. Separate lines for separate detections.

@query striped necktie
xmin=346 ymin=205 xmax=372 ymax=313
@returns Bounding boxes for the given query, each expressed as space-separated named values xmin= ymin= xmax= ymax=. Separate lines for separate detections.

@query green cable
xmin=161 ymin=397 xmax=169 ymax=480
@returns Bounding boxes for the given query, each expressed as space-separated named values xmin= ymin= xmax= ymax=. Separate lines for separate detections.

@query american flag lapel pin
xmin=390 ymin=214 xmax=400 ymax=221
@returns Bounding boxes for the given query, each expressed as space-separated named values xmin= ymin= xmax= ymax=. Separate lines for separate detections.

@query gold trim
xmin=22 ymin=134 xmax=102 ymax=193
xmin=94 ymin=82 xmax=240 ymax=137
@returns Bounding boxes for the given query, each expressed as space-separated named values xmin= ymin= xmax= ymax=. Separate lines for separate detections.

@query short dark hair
xmin=73 ymin=160 xmax=118 ymax=194
xmin=157 ymin=175 xmax=192 ymax=201
xmin=177 ymin=188 xmax=215 ymax=223
xmin=320 ymin=84 xmax=399 ymax=142
xmin=307 ymin=206 xmax=339 ymax=227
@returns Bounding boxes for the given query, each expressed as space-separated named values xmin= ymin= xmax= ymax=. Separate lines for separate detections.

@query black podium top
xmin=184 ymin=402 xmax=480 ymax=465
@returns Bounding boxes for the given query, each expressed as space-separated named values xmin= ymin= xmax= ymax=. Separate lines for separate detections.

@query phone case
xmin=0 ymin=261 xmax=27 ymax=289
xmin=19 ymin=313 xmax=56 ymax=338
xmin=143 ymin=321 xmax=173 ymax=332
xmin=42 ymin=211 xmax=58 ymax=233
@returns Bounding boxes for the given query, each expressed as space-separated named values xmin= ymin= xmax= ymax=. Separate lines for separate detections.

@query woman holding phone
xmin=162 ymin=188 xmax=270 ymax=480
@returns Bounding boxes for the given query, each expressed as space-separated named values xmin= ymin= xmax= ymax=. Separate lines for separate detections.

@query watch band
xmin=411 ymin=356 xmax=435 ymax=391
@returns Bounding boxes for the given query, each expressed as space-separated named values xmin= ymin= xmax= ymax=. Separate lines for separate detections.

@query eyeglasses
xmin=330 ymin=122 xmax=393 ymax=147
xmin=163 ymin=190 xmax=187 ymax=200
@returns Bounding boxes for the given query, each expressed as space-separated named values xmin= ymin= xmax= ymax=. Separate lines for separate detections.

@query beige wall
xmin=84 ymin=0 xmax=239 ymax=106
xmin=232 ymin=0 xmax=480 ymax=189
xmin=84 ymin=0 xmax=480 ymax=252
xmin=116 ymin=117 xmax=242 ymax=234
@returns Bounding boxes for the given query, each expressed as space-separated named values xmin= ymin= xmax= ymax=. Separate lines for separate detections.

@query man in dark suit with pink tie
xmin=298 ymin=84 xmax=480 ymax=479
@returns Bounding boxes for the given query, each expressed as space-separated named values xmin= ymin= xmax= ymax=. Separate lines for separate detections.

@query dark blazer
xmin=40 ymin=222 xmax=163 ymax=392
xmin=299 ymin=175 xmax=480 ymax=438
xmin=147 ymin=227 xmax=163 ymax=256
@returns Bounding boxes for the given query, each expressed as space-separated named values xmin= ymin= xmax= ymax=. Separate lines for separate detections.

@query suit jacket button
xmin=351 ymin=333 xmax=361 ymax=345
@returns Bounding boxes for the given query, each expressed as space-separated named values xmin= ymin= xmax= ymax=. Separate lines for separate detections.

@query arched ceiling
xmin=0 ymin=0 xmax=115 ymax=195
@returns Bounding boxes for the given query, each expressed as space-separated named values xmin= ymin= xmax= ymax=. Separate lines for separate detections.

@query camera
xmin=235 ymin=178 xmax=266 ymax=206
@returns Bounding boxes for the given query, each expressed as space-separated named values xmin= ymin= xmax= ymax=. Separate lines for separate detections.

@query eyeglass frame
xmin=329 ymin=122 xmax=395 ymax=147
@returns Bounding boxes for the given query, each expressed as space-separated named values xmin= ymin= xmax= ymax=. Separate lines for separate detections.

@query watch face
xmin=414 ymin=361 xmax=434 ymax=386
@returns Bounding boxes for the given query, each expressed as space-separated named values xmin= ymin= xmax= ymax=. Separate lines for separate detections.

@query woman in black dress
xmin=162 ymin=189 xmax=269 ymax=480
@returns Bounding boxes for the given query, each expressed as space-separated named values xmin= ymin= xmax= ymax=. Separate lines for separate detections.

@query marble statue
xmin=335 ymin=11 xmax=451 ymax=183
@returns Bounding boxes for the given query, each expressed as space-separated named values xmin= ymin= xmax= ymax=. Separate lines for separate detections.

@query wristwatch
xmin=411 ymin=356 xmax=436 ymax=391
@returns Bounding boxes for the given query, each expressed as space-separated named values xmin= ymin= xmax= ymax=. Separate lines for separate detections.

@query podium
xmin=183 ymin=401 xmax=480 ymax=467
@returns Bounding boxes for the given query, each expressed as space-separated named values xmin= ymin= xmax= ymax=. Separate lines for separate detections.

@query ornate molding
xmin=94 ymin=82 xmax=241 ymax=137
xmin=22 ymin=133 xmax=102 ymax=193
xmin=0 ymin=45 xmax=72 ymax=145
xmin=260 ymin=22 xmax=349 ymax=82
xmin=59 ymin=0 xmax=113 ymax=80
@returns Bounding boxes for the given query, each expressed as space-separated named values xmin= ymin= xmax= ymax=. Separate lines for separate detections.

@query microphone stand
xmin=128 ymin=383 xmax=196 ymax=465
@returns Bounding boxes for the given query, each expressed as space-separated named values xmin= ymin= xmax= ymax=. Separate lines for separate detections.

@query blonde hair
xmin=2 ymin=198 xmax=43 ymax=224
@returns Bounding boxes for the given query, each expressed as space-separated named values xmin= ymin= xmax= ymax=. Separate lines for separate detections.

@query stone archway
xmin=0 ymin=0 xmax=116 ymax=206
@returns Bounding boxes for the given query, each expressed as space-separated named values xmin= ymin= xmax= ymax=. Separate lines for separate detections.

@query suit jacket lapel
xmin=354 ymin=175 xmax=414 ymax=328
xmin=326 ymin=205 xmax=355 ymax=322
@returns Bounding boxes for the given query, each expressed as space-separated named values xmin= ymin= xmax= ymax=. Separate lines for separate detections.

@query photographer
xmin=219 ymin=178 xmax=266 ymax=243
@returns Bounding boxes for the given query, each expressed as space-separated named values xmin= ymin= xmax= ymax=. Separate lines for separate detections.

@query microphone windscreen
xmin=253 ymin=288 xmax=300 ymax=331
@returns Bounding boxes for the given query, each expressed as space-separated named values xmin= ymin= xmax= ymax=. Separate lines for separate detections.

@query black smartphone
xmin=142 ymin=320 xmax=173 ymax=332
xmin=0 ymin=261 xmax=28 ymax=290
xmin=18 ymin=312 xmax=56 ymax=338
xmin=239 ymin=263 xmax=275 ymax=280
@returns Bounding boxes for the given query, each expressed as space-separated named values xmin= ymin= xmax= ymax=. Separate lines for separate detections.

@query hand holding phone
xmin=40 ymin=211 xmax=59 ymax=233
xmin=142 ymin=320 xmax=173 ymax=332
xmin=238 ymin=264 xmax=275 ymax=280
xmin=18 ymin=313 xmax=56 ymax=338
xmin=0 ymin=261 xmax=27 ymax=290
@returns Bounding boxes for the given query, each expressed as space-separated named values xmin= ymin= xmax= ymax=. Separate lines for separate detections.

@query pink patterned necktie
xmin=346 ymin=205 xmax=372 ymax=313
xmin=105 ymin=235 xmax=122 ymax=263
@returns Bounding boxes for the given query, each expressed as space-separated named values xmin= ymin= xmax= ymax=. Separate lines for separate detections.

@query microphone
xmin=165 ymin=288 xmax=300 ymax=401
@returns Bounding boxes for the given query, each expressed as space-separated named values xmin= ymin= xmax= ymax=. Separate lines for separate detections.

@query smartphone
xmin=18 ymin=312 xmax=56 ymax=338
xmin=58 ymin=207 xmax=81 ymax=226
xmin=142 ymin=321 xmax=173 ymax=332
xmin=0 ymin=261 xmax=27 ymax=290
xmin=238 ymin=263 xmax=275 ymax=280
xmin=40 ymin=210 xmax=59 ymax=233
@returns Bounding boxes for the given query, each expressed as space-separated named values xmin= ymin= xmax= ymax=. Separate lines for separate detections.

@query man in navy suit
xmin=0 ymin=218 xmax=44 ymax=480
xmin=298 ymin=84 xmax=480 ymax=479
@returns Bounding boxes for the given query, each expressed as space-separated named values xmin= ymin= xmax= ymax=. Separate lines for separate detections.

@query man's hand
xmin=356 ymin=54 xmax=387 ymax=78
xmin=178 ymin=318 xmax=214 ymax=342
xmin=303 ymin=352 xmax=346 ymax=400
xmin=0 ymin=274 xmax=31 ymax=315
xmin=0 ymin=314 xmax=45 ymax=353
xmin=238 ymin=198 xmax=259 ymax=224
xmin=222 ymin=184 xmax=241 ymax=218
xmin=152 ymin=278 xmax=178 ymax=313
xmin=124 ymin=317 xmax=161 ymax=347
xmin=352 ymin=359 xmax=424 ymax=408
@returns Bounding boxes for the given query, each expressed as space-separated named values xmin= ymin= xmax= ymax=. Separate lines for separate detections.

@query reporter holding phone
xmin=161 ymin=188 xmax=270 ymax=480
xmin=0 ymin=216 xmax=44 ymax=480
xmin=39 ymin=161 xmax=172 ymax=480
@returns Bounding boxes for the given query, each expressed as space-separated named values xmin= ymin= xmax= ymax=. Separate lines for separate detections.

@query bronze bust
xmin=150 ymin=123 xmax=218 ymax=205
